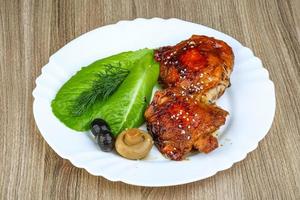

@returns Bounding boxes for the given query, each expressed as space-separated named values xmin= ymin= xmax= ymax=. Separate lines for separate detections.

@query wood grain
xmin=1 ymin=0 xmax=299 ymax=199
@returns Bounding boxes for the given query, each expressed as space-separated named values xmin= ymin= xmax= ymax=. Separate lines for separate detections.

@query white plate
xmin=33 ymin=18 xmax=275 ymax=187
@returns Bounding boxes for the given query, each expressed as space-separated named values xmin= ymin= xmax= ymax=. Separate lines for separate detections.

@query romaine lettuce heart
xmin=51 ymin=49 xmax=159 ymax=135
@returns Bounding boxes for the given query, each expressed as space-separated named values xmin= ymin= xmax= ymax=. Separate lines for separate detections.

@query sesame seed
xmin=181 ymin=130 xmax=186 ymax=134
xmin=187 ymin=125 xmax=191 ymax=129
xmin=178 ymin=124 xmax=182 ymax=128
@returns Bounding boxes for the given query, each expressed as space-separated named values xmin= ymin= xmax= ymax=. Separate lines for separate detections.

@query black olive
xmin=91 ymin=118 xmax=115 ymax=152
xmin=96 ymin=131 xmax=115 ymax=152
xmin=91 ymin=118 xmax=110 ymax=136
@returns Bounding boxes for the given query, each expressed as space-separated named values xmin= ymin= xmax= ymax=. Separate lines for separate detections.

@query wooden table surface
xmin=1 ymin=0 xmax=299 ymax=199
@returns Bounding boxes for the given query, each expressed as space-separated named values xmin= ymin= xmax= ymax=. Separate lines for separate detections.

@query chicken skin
xmin=155 ymin=35 xmax=234 ymax=104
xmin=144 ymin=88 xmax=228 ymax=160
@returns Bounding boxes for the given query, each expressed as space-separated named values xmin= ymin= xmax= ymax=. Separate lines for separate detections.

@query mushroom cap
xmin=115 ymin=128 xmax=153 ymax=160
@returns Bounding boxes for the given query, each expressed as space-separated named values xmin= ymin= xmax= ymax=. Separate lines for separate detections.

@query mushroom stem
xmin=124 ymin=129 xmax=144 ymax=145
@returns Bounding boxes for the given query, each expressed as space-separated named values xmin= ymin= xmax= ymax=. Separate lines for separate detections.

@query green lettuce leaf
xmin=51 ymin=49 xmax=159 ymax=134
xmin=96 ymin=53 xmax=159 ymax=135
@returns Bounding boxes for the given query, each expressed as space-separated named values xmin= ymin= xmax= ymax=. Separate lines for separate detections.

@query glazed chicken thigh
xmin=145 ymin=88 xmax=228 ymax=160
xmin=155 ymin=35 xmax=234 ymax=104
